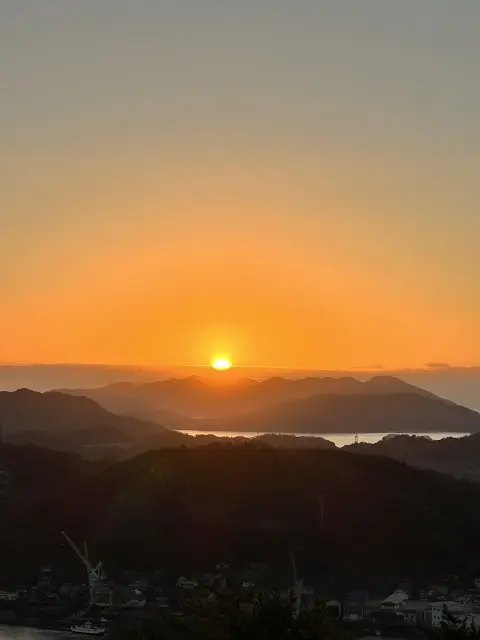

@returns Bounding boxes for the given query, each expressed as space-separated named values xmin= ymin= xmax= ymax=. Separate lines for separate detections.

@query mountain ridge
xmin=55 ymin=374 xmax=448 ymax=423
xmin=344 ymin=433 xmax=480 ymax=479
xmin=0 ymin=388 xmax=188 ymax=456
xmin=191 ymin=391 xmax=480 ymax=434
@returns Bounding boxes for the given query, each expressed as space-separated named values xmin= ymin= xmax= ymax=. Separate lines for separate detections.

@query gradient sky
xmin=1 ymin=1 xmax=479 ymax=369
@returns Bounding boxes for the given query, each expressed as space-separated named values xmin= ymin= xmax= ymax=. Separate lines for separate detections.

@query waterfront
xmin=176 ymin=431 xmax=470 ymax=447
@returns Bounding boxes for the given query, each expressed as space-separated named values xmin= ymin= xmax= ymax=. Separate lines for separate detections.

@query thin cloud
xmin=425 ymin=362 xmax=451 ymax=369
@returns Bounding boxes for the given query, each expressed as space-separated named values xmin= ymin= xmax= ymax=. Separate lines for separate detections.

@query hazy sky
xmin=1 ymin=1 xmax=479 ymax=369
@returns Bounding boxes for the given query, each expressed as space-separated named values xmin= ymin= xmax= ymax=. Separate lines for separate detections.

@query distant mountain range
xmin=58 ymin=374 xmax=439 ymax=417
xmin=195 ymin=392 xmax=480 ymax=435
xmin=3 ymin=364 xmax=480 ymax=411
xmin=0 ymin=389 xmax=336 ymax=459
xmin=57 ymin=375 xmax=480 ymax=435
xmin=3 ymin=385 xmax=480 ymax=478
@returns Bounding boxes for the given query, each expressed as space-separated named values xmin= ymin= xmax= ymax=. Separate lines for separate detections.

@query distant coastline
xmin=173 ymin=430 xmax=470 ymax=448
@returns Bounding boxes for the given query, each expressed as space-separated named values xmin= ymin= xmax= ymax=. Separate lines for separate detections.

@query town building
xmin=176 ymin=577 xmax=198 ymax=589
xmin=381 ymin=590 xmax=409 ymax=611
xmin=430 ymin=601 xmax=479 ymax=628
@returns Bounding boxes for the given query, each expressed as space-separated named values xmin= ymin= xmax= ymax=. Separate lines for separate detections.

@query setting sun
xmin=211 ymin=357 xmax=232 ymax=371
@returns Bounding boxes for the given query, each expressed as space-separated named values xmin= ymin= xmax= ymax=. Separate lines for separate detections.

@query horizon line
xmin=0 ymin=361 xmax=478 ymax=372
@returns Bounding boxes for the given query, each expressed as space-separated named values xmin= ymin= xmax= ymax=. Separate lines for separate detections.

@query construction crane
xmin=61 ymin=531 xmax=105 ymax=607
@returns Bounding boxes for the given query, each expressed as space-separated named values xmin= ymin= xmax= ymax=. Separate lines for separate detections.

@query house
xmin=110 ymin=585 xmax=145 ymax=608
xmin=37 ymin=565 xmax=52 ymax=590
xmin=395 ymin=600 xmax=431 ymax=626
xmin=176 ymin=577 xmax=198 ymax=589
xmin=326 ymin=600 xmax=341 ymax=619
xmin=361 ymin=599 xmax=384 ymax=620
xmin=94 ymin=584 xmax=114 ymax=607
xmin=343 ymin=590 xmax=370 ymax=620
xmin=381 ymin=590 xmax=409 ymax=611
xmin=200 ymin=573 xmax=215 ymax=588
xmin=124 ymin=597 xmax=146 ymax=608
xmin=155 ymin=596 xmax=170 ymax=610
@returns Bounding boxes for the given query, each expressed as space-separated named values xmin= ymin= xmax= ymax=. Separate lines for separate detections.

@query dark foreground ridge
xmin=1 ymin=443 xmax=480 ymax=591
xmin=345 ymin=432 xmax=480 ymax=480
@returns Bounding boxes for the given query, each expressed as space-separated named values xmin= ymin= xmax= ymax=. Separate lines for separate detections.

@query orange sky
xmin=2 ymin=2 xmax=479 ymax=369
xmin=2 ymin=179 xmax=476 ymax=370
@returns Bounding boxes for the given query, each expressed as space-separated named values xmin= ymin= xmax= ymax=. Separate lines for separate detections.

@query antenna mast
xmin=291 ymin=550 xmax=303 ymax=619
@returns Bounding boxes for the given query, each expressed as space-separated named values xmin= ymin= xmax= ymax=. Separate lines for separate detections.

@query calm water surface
xmin=176 ymin=431 xmax=469 ymax=447
xmin=0 ymin=629 xmax=69 ymax=640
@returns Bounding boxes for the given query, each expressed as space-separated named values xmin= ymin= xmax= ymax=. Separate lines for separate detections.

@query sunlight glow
xmin=211 ymin=357 xmax=232 ymax=371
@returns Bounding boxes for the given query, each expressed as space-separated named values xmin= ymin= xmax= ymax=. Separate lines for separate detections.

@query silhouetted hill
xmin=2 ymin=444 xmax=480 ymax=590
xmin=344 ymin=432 xmax=480 ymax=479
xmin=0 ymin=389 xmax=340 ymax=459
xmin=253 ymin=433 xmax=337 ymax=450
xmin=3 ymin=364 xmax=480 ymax=411
xmin=363 ymin=375 xmax=444 ymax=400
xmin=195 ymin=392 xmax=480 ymax=434
xmin=0 ymin=389 xmax=187 ymax=456
xmin=57 ymin=375 xmax=446 ymax=425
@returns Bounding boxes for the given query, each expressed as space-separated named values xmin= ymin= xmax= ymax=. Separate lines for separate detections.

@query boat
xmin=71 ymin=621 xmax=106 ymax=635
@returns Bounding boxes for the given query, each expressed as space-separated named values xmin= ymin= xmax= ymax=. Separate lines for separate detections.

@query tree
xmin=423 ymin=610 xmax=480 ymax=640
xmin=439 ymin=610 xmax=480 ymax=640
xmin=119 ymin=594 xmax=351 ymax=640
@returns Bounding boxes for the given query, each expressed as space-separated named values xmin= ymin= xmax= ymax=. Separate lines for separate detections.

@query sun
xmin=211 ymin=356 xmax=232 ymax=371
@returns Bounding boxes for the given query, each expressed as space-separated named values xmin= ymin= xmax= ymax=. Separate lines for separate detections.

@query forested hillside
xmin=1 ymin=443 xmax=480 ymax=592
